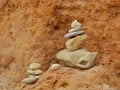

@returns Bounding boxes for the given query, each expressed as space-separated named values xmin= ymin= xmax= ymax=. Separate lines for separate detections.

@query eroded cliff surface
xmin=0 ymin=0 xmax=120 ymax=90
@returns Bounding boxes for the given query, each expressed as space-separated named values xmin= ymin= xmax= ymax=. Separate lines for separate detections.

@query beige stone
xmin=71 ymin=20 xmax=82 ymax=29
xmin=77 ymin=52 xmax=98 ymax=68
xmin=102 ymin=84 xmax=115 ymax=90
xmin=22 ymin=76 xmax=39 ymax=84
xmin=56 ymin=48 xmax=98 ymax=69
xmin=29 ymin=63 xmax=41 ymax=70
xmin=65 ymin=35 xmax=88 ymax=51
xmin=49 ymin=63 xmax=61 ymax=70
xmin=27 ymin=70 xmax=43 ymax=75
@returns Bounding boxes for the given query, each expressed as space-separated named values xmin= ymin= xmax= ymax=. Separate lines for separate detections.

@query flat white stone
xmin=64 ymin=31 xmax=84 ymax=39
xmin=49 ymin=63 xmax=61 ymax=70
xmin=71 ymin=20 xmax=82 ymax=29
xmin=29 ymin=63 xmax=41 ymax=70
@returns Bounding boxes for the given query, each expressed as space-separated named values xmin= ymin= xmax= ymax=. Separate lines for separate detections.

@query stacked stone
xmin=56 ymin=20 xmax=98 ymax=69
xmin=64 ymin=20 xmax=87 ymax=51
xmin=65 ymin=19 xmax=83 ymax=38
xmin=22 ymin=63 xmax=43 ymax=84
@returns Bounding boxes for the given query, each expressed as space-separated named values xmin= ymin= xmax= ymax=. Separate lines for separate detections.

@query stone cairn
xmin=22 ymin=63 xmax=43 ymax=84
xmin=56 ymin=20 xmax=98 ymax=69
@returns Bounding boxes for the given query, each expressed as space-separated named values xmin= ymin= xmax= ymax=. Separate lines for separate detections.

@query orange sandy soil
xmin=0 ymin=0 xmax=120 ymax=90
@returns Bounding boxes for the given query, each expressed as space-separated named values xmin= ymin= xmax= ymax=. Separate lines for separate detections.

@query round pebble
xmin=71 ymin=20 xmax=82 ymax=29
xmin=64 ymin=31 xmax=84 ymax=39
xmin=22 ymin=76 xmax=39 ymax=84
xmin=29 ymin=63 xmax=41 ymax=70
xmin=27 ymin=70 xmax=43 ymax=75
xmin=49 ymin=63 xmax=61 ymax=70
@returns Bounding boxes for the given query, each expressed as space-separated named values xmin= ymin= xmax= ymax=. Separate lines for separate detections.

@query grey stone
xmin=64 ymin=31 xmax=84 ymax=39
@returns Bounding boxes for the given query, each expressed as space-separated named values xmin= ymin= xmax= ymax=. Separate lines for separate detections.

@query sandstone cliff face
xmin=0 ymin=0 xmax=120 ymax=90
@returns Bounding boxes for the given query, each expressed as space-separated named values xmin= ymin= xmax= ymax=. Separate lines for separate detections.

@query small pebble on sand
xmin=49 ymin=63 xmax=61 ymax=70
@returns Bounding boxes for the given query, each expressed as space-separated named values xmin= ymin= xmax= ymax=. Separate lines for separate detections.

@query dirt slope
xmin=0 ymin=0 xmax=120 ymax=90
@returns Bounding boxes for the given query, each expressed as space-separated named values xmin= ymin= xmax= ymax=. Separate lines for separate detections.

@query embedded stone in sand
xmin=65 ymin=35 xmax=88 ymax=51
xmin=27 ymin=70 xmax=43 ymax=75
xmin=29 ymin=63 xmax=41 ymax=70
xmin=102 ymin=84 xmax=115 ymax=90
xmin=22 ymin=76 xmax=39 ymax=84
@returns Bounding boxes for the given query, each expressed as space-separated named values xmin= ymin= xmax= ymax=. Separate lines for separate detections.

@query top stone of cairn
xmin=71 ymin=20 xmax=82 ymax=29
